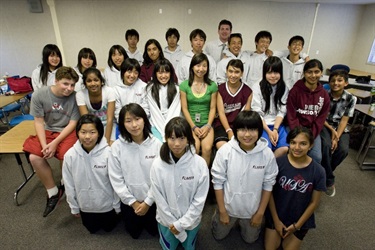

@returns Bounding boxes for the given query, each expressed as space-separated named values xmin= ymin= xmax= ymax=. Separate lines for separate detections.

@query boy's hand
xmin=331 ymin=139 xmax=338 ymax=152
xmin=265 ymin=49 xmax=273 ymax=57
xmin=41 ymin=141 xmax=58 ymax=159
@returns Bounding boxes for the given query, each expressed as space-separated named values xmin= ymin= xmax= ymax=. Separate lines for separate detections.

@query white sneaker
xmin=326 ymin=185 xmax=336 ymax=197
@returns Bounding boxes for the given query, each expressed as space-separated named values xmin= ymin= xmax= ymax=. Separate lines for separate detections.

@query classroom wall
xmin=350 ymin=4 xmax=375 ymax=72
xmin=0 ymin=0 xmax=374 ymax=78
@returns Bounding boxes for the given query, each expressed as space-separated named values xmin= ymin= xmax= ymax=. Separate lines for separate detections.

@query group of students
xmin=22 ymin=19 xmax=357 ymax=250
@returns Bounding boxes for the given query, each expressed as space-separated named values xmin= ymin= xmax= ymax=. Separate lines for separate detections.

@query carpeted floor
xmin=0 ymin=142 xmax=374 ymax=249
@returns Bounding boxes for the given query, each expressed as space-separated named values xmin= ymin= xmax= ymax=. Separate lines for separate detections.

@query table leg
xmin=13 ymin=153 xmax=35 ymax=206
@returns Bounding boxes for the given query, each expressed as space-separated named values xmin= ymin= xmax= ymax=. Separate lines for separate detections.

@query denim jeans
xmin=320 ymin=127 xmax=349 ymax=186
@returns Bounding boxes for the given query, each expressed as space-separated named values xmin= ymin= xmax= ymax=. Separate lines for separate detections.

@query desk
xmin=0 ymin=92 xmax=31 ymax=108
xmin=354 ymin=104 xmax=375 ymax=170
xmin=0 ymin=120 xmax=35 ymax=205
xmin=349 ymin=69 xmax=375 ymax=81
xmin=0 ymin=92 xmax=32 ymax=124
xmin=354 ymin=104 xmax=375 ymax=118
xmin=346 ymin=88 xmax=372 ymax=103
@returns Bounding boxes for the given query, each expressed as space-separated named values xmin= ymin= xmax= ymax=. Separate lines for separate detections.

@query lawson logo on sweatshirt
xmin=182 ymin=176 xmax=194 ymax=180
xmin=145 ymin=155 xmax=157 ymax=159
xmin=253 ymin=165 xmax=265 ymax=169
xmin=94 ymin=165 xmax=107 ymax=169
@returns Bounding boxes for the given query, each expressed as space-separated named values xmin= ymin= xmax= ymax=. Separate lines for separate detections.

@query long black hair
xmin=259 ymin=56 xmax=286 ymax=113
xmin=146 ymin=59 xmax=177 ymax=109
xmin=107 ymin=45 xmax=128 ymax=70
xmin=142 ymin=39 xmax=164 ymax=67
xmin=188 ymin=53 xmax=211 ymax=86
xmin=40 ymin=44 xmax=63 ymax=85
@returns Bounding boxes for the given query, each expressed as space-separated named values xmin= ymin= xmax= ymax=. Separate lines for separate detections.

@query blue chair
xmin=9 ymin=114 xmax=34 ymax=127
xmin=323 ymin=83 xmax=330 ymax=91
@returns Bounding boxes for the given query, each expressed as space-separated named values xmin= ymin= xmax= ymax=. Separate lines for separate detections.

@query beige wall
xmin=350 ymin=4 xmax=375 ymax=72
xmin=0 ymin=0 xmax=374 ymax=77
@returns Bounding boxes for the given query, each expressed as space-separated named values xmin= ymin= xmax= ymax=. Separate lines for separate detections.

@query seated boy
xmin=23 ymin=66 xmax=80 ymax=217
xmin=320 ymin=70 xmax=357 ymax=197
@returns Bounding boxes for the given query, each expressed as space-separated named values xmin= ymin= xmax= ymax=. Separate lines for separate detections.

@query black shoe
xmin=43 ymin=194 xmax=60 ymax=217
xmin=42 ymin=186 xmax=64 ymax=217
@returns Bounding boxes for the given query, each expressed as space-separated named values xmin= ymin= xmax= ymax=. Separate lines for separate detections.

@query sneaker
xmin=326 ymin=185 xmax=336 ymax=197
xmin=42 ymin=185 xmax=65 ymax=217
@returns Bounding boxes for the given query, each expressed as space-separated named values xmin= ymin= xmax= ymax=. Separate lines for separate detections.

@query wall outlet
xmin=316 ymin=50 xmax=319 ymax=55
xmin=188 ymin=9 xmax=192 ymax=14
xmin=159 ymin=9 xmax=162 ymax=14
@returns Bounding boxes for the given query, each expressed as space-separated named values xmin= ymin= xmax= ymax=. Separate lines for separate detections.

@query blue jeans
xmin=308 ymin=135 xmax=322 ymax=164
xmin=320 ymin=127 xmax=349 ymax=186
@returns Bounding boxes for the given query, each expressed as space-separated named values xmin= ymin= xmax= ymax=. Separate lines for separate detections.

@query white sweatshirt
xmin=31 ymin=65 xmax=57 ymax=90
xmin=176 ymin=51 xmax=217 ymax=84
xmin=163 ymin=45 xmax=184 ymax=70
xmin=112 ymin=78 xmax=149 ymax=121
xmin=211 ymin=137 xmax=278 ymax=219
xmin=62 ymin=138 xmax=120 ymax=214
xmin=251 ymin=82 xmax=288 ymax=125
xmin=109 ymin=135 xmax=162 ymax=206
xmin=150 ymin=149 xmax=209 ymax=237
xmin=103 ymin=66 xmax=123 ymax=87
xmin=146 ymin=84 xmax=181 ymax=140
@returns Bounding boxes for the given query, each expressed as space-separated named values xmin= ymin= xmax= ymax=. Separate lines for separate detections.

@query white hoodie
xmin=103 ymin=66 xmax=123 ymax=87
xmin=31 ymin=64 xmax=57 ymax=90
xmin=163 ymin=45 xmax=184 ymax=70
xmin=150 ymin=149 xmax=209 ymax=241
xmin=211 ymin=137 xmax=278 ymax=219
xmin=112 ymin=78 xmax=149 ymax=122
xmin=109 ymin=135 xmax=162 ymax=207
xmin=62 ymin=138 xmax=120 ymax=214
xmin=146 ymin=84 xmax=181 ymax=141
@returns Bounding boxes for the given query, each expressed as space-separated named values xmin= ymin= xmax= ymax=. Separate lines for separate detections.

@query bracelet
xmin=273 ymin=127 xmax=279 ymax=132
xmin=192 ymin=125 xmax=197 ymax=131
xmin=204 ymin=124 xmax=212 ymax=129
xmin=293 ymin=223 xmax=300 ymax=231
xmin=225 ymin=128 xmax=232 ymax=133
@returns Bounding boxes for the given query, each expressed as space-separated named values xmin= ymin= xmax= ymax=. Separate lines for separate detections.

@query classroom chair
xmin=356 ymin=120 xmax=375 ymax=170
